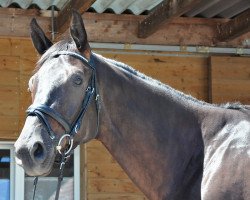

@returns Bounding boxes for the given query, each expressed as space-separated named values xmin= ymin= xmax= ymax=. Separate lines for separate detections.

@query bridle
xmin=26 ymin=51 xmax=100 ymax=200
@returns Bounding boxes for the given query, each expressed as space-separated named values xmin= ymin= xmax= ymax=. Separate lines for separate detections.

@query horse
xmin=15 ymin=11 xmax=250 ymax=200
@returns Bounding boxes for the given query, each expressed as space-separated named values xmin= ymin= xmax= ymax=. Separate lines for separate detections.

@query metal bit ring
xmin=57 ymin=134 xmax=73 ymax=155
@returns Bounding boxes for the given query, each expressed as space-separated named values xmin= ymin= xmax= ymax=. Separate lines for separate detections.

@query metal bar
xmin=90 ymin=42 xmax=250 ymax=55
xmin=51 ymin=4 xmax=55 ymax=41
xmin=74 ymin=146 xmax=80 ymax=200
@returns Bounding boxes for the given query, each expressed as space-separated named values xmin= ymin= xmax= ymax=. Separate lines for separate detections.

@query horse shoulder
xmin=202 ymin=114 xmax=250 ymax=200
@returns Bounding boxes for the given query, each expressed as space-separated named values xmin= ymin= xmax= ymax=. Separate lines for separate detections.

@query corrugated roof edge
xmin=0 ymin=1 xmax=62 ymax=10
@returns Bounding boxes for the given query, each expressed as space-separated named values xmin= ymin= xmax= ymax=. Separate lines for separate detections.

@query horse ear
xmin=30 ymin=18 xmax=53 ymax=55
xmin=70 ymin=10 xmax=91 ymax=60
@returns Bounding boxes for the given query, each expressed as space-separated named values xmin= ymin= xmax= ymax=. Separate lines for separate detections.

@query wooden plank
xmin=0 ymin=56 xmax=19 ymax=71
xmin=11 ymin=39 xmax=38 ymax=57
xmin=0 ymin=8 xmax=50 ymax=38
xmin=138 ymin=0 xmax=202 ymax=38
xmin=86 ymin=139 xmax=105 ymax=149
xmin=102 ymin=54 xmax=208 ymax=78
xmin=0 ymin=53 xmax=21 ymax=138
xmin=212 ymin=79 xmax=250 ymax=93
xmin=0 ymin=86 xmax=19 ymax=116
xmin=87 ymin=193 xmax=147 ymax=200
xmin=20 ymin=57 xmax=36 ymax=75
xmin=56 ymin=0 xmax=96 ymax=34
xmin=0 ymin=130 xmax=18 ymax=140
xmin=87 ymin=163 xmax=129 ymax=179
xmin=210 ymin=56 xmax=250 ymax=104
xmin=86 ymin=147 xmax=116 ymax=164
xmin=0 ymin=71 xmax=19 ymax=86
xmin=209 ymin=56 xmax=250 ymax=80
xmin=87 ymin=179 xmax=142 ymax=194
xmin=0 ymin=8 xmax=40 ymax=16
xmin=0 ymin=39 xmax=12 ymax=55
xmin=0 ymin=116 xmax=18 ymax=131
xmin=217 ymin=9 xmax=250 ymax=42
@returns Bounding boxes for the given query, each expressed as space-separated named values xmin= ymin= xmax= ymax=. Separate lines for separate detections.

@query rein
xmin=26 ymin=51 xmax=100 ymax=200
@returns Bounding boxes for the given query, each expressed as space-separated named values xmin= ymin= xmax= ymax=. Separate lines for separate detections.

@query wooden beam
xmin=79 ymin=13 xmax=229 ymax=47
xmin=0 ymin=8 xmax=50 ymax=38
xmin=217 ymin=9 xmax=250 ymax=42
xmin=0 ymin=7 xmax=40 ymax=16
xmin=55 ymin=0 xmax=96 ymax=34
xmin=138 ymin=0 xmax=202 ymax=38
xmin=0 ymin=9 xmax=250 ymax=48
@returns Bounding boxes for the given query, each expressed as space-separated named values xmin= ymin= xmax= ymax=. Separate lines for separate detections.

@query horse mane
xmin=100 ymin=55 xmax=210 ymax=105
xmin=100 ymin=55 xmax=246 ymax=111
xmin=219 ymin=102 xmax=246 ymax=110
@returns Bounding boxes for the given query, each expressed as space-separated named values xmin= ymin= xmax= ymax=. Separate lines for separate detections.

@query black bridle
xmin=26 ymin=51 xmax=100 ymax=200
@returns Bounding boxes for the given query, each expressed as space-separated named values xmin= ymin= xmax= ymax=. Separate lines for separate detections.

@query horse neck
xmin=94 ymin=54 xmax=204 ymax=199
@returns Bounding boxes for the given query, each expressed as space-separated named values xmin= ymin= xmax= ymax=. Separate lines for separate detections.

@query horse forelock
xmin=34 ymin=38 xmax=77 ymax=74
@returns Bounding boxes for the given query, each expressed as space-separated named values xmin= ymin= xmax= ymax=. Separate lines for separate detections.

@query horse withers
xmin=15 ymin=11 xmax=250 ymax=200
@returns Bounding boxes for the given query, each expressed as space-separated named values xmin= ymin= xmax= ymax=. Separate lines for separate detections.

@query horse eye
xmin=73 ymin=76 xmax=83 ymax=85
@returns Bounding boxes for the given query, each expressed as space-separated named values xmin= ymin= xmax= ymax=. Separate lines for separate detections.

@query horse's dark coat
xmin=15 ymin=11 xmax=250 ymax=200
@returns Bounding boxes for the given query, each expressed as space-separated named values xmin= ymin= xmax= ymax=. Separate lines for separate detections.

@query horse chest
xmin=202 ymin=120 xmax=250 ymax=200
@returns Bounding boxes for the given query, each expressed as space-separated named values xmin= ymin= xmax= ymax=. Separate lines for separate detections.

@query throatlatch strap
xmin=55 ymin=152 xmax=66 ymax=200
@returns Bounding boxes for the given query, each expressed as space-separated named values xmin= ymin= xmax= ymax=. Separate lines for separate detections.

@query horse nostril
xmin=34 ymin=143 xmax=43 ymax=158
xmin=32 ymin=142 xmax=45 ymax=163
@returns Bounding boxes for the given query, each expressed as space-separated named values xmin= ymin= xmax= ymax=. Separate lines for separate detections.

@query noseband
xmin=26 ymin=51 xmax=100 ymax=200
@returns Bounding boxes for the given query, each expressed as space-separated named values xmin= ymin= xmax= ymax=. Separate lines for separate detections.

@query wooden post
xmin=217 ymin=9 xmax=250 ymax=42
xmin=138 ymin=0 xmax=202 ymax=38
xmin=55 ymin=0 xmax=96 ymax=34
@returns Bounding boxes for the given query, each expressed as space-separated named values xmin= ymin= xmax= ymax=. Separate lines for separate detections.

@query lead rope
xmin=54 ymin=151 xmax=66 ymax=200
xmin=32 ymin=152 xmax=67 ymax=200
xmin=54 ymin=135 xmax=73 ymax=200
xmin=32 ymin=176 xmax=38 ymax=200
xmin=32 ymin=151 xmax=69 ymax=200
xmin=32 ymin=135 xmax=73 ymax=200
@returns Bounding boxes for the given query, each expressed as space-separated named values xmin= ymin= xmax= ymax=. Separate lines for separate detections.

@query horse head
xmin=14 ymin=11 xmax=99 ymax=176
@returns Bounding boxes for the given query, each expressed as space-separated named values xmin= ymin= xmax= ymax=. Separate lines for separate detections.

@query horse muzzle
xmin=14 ymin=117 xmax=56 ymax=176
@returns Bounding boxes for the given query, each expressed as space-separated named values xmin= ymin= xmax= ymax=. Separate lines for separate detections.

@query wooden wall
xmin=0 ymin=38 xmax=38 ymax=140
xmin=1 ymin=37 xmax=249 ymax=199
xmin=210 ymin=56 xmax=250 ymax=104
